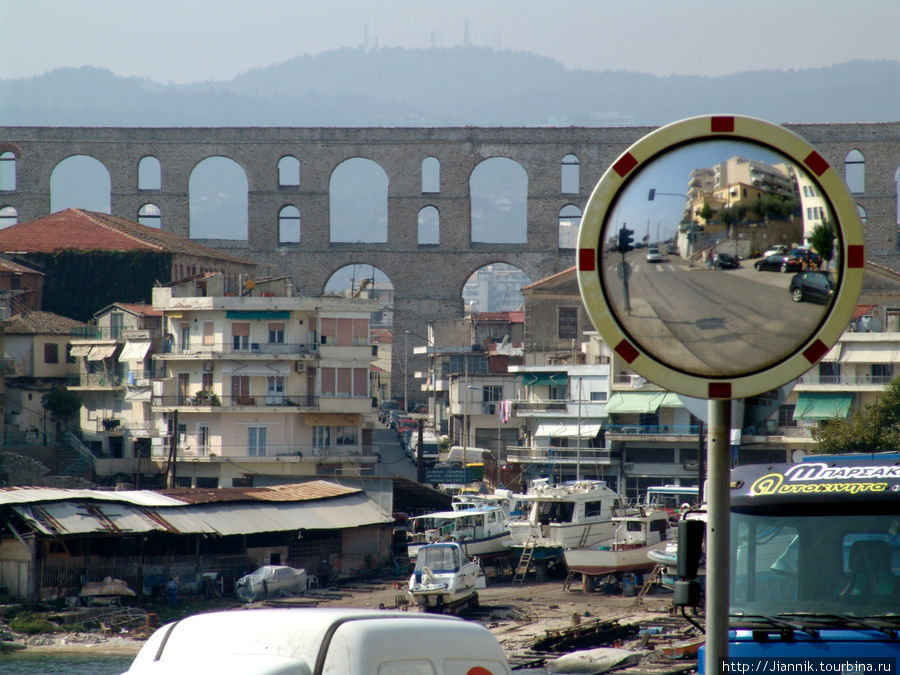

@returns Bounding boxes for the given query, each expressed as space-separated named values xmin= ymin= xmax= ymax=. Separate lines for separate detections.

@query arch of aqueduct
xmin=1 ymin=124 xmax=899 ymax=400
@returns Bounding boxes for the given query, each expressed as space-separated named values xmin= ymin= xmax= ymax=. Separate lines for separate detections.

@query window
xmin=278 ymin=156 xmax=300 ymax=186
xmin=844 ymin=149 xmax=865 ymax=193
xmin=313 ymin=425 xmax=331 ymax=449
xmin=561 ymin=154 xmax=579 ymax=194
xmin=871 ymin=363 xmax=893 ymax=382
xmin=268 ymin=322 xmax=285 ymax=343
xmin=421 ymin=156 xmax=440 ymax=193
xmin=266 ymin=376 xmax=285 ymax=404
xmin=584 ymin=500 xmax=606 ymax=518
xmin=138 ymin=204 xmax=161 ymax=228
xmin=548 ymin=384 xmax=567 ymax=400
xmin=818 ymin=361 xmax=841 ymax=384
xmin=777 ymin=404 xmax=797 ymax=427
xmin=198 ymin=424 xmax=210 ymax=453
xmin=248 ymin=427 xmax=267 ymax=456
xmin=0 ymin=206 xmax=17 ymax=228
xmin=418 ymin=205 xmax=439 ymax=244
xmin=231 ymin=375 xmax=250 ymax=403
xmin=232 ymin=322 xmax=250 ymax=350
xmin=138 ymin=156 xmax=161 ymax=190
xmin=0 ymin=151 xmax=16 ymax=191
xmin=336 ymin=426 xmax=358 ymax=445
xmin=278 ymin=205 xmax=300 ymax=244
xmin=590 ymin=391 xmax=607 ymax=402
xmin=44 ymin=343 xmax=59 ymax=364
xmin=558 ymin=307 xmax=578 ymax=340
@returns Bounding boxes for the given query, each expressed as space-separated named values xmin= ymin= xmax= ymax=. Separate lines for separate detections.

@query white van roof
xmin=125 ymin=608 xmax=510 ymax=675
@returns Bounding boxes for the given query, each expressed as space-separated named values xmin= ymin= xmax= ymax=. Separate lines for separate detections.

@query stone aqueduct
xmin=2 ymin=124 xmax=900 ymax=401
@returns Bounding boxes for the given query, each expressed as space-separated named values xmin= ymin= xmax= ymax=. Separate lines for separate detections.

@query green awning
xmin=225 ymin=310 xmax=290 ymax=320
xmin=792 ymin=393 xmax=852 ymax=421
xmin=606 ymin=391 xmax=667 ymax=414
xmin=659 ymin=392 xmax=685 ymax=408
xmin=520 ymin=372 xmax=568 ymax=386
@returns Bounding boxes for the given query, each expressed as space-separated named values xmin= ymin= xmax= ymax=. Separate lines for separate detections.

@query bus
xmin=643 ymin=484 xmax=700 ymax=519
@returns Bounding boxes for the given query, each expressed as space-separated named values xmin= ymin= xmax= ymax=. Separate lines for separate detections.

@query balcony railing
xmin=513 ymin=400 xmax=568 ymax=412
xmin=797 ymin=373 xmax=893 ymax=386
xmin=161 ymin=341 xmax=319 ymax=357
xmin=152 ymin=394 xmax=318 ymax=408
xmin=67 ymin=373 xmax=125 ymax=388
xmin=72 ymin=326 xmax=161 ymax=341
xmin=505 ymin=445 xmax=613 ymax=464
xmin=153 ymin=443 xmax=378 ymax=460
xmin=606 ymin=423 xmax=701 ymax=436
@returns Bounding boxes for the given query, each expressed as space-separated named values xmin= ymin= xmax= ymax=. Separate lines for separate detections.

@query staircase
xmin=633 ymin=563 xmax=665 ymax=606
xmin=61 ymin=431 xmax=96 ymax=478
xmin=513 ymin=537 xmax=536 ymax=584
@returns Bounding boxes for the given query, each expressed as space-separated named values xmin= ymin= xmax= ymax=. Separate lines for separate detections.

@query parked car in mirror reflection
xmin=714 ymin=252 xmax=741 ymax=269
xmin=789 ymin=270 xmax=835 ymax=304
xmin=754 ymin=254 xmax=802 ymax=273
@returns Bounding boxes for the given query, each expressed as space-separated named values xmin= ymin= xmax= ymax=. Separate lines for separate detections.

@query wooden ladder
xmin=513 ymin=538 xmax=536 ymax=584
xmin=633 ymin=563 xmax=664 ymax=605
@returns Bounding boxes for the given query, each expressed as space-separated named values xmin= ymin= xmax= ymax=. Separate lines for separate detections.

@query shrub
xmin=9 ymin=612 xmax=59 ymax=634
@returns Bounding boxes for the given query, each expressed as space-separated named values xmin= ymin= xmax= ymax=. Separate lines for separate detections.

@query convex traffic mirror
xmin=577 ymin=115 xmax=864 ymax=399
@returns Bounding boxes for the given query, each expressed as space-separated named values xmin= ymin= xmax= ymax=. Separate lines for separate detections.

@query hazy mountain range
xmin=2 ymin=47 xmax=899 ymax=126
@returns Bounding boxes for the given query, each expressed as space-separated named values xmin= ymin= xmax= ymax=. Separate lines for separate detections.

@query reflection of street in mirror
xmin=601 ymin=138 xmax=839 ymax=378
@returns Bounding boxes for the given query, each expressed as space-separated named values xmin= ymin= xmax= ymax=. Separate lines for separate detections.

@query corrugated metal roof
xmin=7 ymin=493 xmax=389 ymax=537
xmin=0 ymin=487 xmax=186 ymax=507
xmin=159 ymin=492 xmax=392 ymax=535
xmin=158 ymin=480 xmax=359 ymax=504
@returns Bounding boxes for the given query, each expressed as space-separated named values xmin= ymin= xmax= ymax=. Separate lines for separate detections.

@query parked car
xmin=646 ymin=246 xmax=662 ymax=262
xmin=763 ymin=244 xmax=789 ymax=257
xmin=789 ymin=270 xmax=835 ymax=304
xmin=754 ymin=254 xmax=802 ymax=273
xmin=714 ymin=252 xmax=741 ymax=269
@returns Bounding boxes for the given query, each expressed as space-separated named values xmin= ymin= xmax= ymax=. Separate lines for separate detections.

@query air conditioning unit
xmin=295 ymin=362 xmax=306 ymax=373
xmin=202 ymin=362 xmax=214 ymax=372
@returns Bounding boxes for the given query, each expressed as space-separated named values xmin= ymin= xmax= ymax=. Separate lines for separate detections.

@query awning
xmin=69 ymin=345 xmax=92 ymax=357
xmin=225 ymin=310 xmax=291 ymax=320
xmin=534 ymin=422 xmax=602 ymax=439
xmin=302 ymin=413 xmax=362 ymax=427
xmin=119 ymin=341 xmax=151 ymax=362
xmin=792 ymin=392 xmax=852 ymax=421
xmin=87 ymin=344 xmax=118 ymax=360
xmin=821 ymin=343 xmax=842 ymax=362
xmin=658 ymin=392 xmax=684 ymax=408
xmin=222 ymin=362 xmax=290 ymax=376
xmin=839 ymin=344 xmax=897 ymax=363
xmin=520 ymin=372 xmax=568 ymax=386
xmin=606 ymin=391 xmax=666 ymax=414
xmin=125 ymin=386 xmax=152 ymax=402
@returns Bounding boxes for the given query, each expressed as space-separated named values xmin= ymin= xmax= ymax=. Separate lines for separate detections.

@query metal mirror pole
xmin=706 ymin=398 xmax=731 ymax=673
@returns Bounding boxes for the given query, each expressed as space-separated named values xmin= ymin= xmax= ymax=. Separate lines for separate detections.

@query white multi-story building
xmin=140 ymin=274 xmax=380 ymax=488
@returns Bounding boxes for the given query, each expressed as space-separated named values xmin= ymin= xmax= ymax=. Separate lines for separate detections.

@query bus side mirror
xmin=677 ymin=519 xmax=705 ymax=579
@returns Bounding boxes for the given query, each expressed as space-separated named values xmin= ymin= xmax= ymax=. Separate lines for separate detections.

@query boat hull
xmin=564 ymin=540 xmax=668 ymax=576
xmin=408 ymin=531 xmax=510 ymax=560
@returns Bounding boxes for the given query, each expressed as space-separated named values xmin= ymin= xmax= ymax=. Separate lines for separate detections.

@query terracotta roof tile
xmin=0 ymin=208 xmax=251 ymax=265
xmin=4 ymin=311 xmax=86 ymax=334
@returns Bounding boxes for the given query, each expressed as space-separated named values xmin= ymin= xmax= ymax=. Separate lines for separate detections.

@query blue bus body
xmin=698 ymin=458 xmax=900 ymax=672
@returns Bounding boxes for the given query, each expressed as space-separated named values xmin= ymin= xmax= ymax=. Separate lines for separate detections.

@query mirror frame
xmin=577 ymin=115 xmax=864 ymax=399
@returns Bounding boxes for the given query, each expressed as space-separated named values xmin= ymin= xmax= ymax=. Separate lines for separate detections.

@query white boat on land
xmin=407 ymin=505 xmax=512 ymax=559
xmin=563 ymin=508 xmax=675 ymax=587
xmin=508 ymin=479 xmax=632 ymax=563
xmin=408 ymin=541 xmax=484 ymax=612
xmin=647 ymin=506 xmax=707 ymax=589
xmin=451 ymin=488 xmax=521 ymax=517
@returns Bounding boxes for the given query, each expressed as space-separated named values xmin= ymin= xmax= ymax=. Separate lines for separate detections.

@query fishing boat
xmin=407 ymin=505 xmax=511 ymax=560
xmin=508 ymin=479 xmax=633 ymax=572
xmin=563 ymin=508 xmax=675 ymax=588
xmin=408 ymin=541 xmax=483 ymax=612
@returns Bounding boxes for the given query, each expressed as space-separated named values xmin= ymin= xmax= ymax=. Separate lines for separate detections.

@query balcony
xmin=151 ymin=443 xmax=379 ymax=462
xmin=796 ymin=373 xmax=893 ymax=388
xmin=160 ymin=341 xmax=319 ymax=358
xmin=505 ymin=445 xmax=613 ymax=465
xmin=512 ymin=400 xmax=568 ymax=413
xmin=152 ymin=394 xmax=318 ymax=410
xmin=67 ymin=373 xmax=125 ymax=389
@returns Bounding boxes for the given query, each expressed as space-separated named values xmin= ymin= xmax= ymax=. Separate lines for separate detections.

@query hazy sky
xmin=2 ymin=0 xmax=899 ymax=83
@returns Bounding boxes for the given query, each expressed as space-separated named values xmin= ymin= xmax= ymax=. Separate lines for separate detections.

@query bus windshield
xmin=731 ymin=507 xmax=900 ymax=618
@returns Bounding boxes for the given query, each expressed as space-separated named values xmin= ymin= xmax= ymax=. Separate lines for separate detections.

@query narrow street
xmin=371 ymin=424 xmax=418 ymax=481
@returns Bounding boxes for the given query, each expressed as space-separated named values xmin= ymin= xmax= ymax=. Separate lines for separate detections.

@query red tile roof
xmin=4 ymin=311 xmax=86 ymax=334
xmin=0 ymin=208 xmax=249 ymax=264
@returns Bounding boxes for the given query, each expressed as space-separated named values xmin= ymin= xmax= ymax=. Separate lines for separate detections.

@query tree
xmin=699 ymin=202 xmax=714 ymax=222
xmin=809 ymin=220 xmax=836 ymax=269
xmin=41 ymin=387 xmax=82 ymax=431
xmin=811 ymin=377 xmax=900 ymax=453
